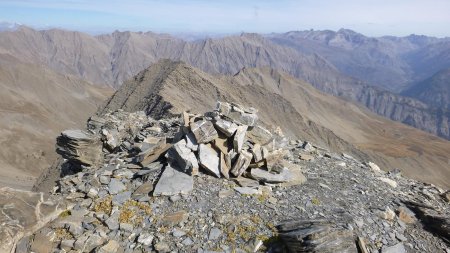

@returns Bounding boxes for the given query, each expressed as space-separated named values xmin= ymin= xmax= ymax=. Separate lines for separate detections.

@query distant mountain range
xmin=0 ymin=26 xmax=449 ymax=140
xmin=268 ymin=29 xmax=450 ymax=92
xmin=0 ymin=22 xmax=20 ymax=32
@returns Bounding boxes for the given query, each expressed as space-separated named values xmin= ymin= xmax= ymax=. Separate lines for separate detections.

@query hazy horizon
xmin=1 ymin=0 xmax=450 ymax=38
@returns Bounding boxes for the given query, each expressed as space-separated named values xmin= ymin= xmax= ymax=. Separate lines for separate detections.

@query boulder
xmin=219 ymin=152 xmax=230 ymax=179
xmin=133 ymin=137 xmax=171 ymax=166
xmin=299 ymin=153 xmax=314 ymax=161
xmin=368 ymin=162 xmax=382 ymax=172
xmin=216 ymin=101 xmax=258 ymax=126
xmin=251 ymin=143 xmax=263 ymax=163
xmin=185 ymin=131 xmax=198 ymax=151
xmin=382 ymin=243 xmax=406 ymax=253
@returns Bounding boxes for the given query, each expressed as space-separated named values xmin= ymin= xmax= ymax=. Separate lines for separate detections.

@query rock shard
xmin=190 ymin=120 xmax=218 ymax=144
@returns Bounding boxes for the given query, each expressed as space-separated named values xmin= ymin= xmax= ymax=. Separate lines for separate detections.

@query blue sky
xmin=1 ymin=0 xmax=450 ymax=37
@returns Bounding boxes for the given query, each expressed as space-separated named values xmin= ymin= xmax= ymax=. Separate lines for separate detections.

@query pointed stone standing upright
xmin=198 ymin=144 xmax=221 ymax=178
xmin=219 ymin=152 xmax=230 ymax=179
xmin=233 ymin=125 xmax=248 ymax=153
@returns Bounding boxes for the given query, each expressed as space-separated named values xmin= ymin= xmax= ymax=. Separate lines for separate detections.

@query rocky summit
xmin=2 ymin=102 xmax=449 ymax=253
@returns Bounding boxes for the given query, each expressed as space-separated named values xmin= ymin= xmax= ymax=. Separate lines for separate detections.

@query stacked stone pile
xmin=56 ymin=130 xmax=103 ymax=166
xmin=150 ymin=101 xmax=306 ymax=196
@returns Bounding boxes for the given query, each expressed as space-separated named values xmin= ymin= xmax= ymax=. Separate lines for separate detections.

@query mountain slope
xmin=100 ymin=60 xmax=450 ymax=188
xmin=403 ymin=68 xmax=450 ymax=110
xmin=1 ymin=27 xmax=449 ymax=140
xmin=0 ymin=54 xmax=112 ymax=189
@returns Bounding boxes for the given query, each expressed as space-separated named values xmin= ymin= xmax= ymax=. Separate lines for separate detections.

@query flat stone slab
xmin=0 ymin=187 xmax=67 ymax=253
xmin=250 ymin=167 xmax=294 ymax=183
xmin=234 ymin=187 xmax=262 ymax=195
xmin=198 ymin=144 xmax=221 ymax=178
xmin=214 ymin=119 xmax=238 ymax=137
xmin=153 ymin=165 xmax=193 ymax=196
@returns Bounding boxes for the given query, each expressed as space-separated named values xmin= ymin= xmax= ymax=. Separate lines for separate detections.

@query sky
xmin=0 ymin=0 xmax=449 ymax=37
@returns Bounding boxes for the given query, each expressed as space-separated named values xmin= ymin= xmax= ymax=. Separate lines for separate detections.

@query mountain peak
xmin=98 ymin=59 xmax=209 ymax=117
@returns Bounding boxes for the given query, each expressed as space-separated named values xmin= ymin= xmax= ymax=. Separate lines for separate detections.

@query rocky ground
xmin=2 ymin=102 xmax=449 ymax=253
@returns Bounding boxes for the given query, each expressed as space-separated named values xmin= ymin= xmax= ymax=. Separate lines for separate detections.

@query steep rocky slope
xmin=403 ymin=68 xmax=450 ymax=110
xmin=99 ymin=60 xmax=450 ymax=188
xmin=0 ymin=54 xmax=112 ymax=189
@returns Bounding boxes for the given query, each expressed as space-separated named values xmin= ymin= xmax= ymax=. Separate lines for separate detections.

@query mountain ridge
xmin=99 ymin=59 xmax=450 ymax=188
xmin=1 ymin=26 xmax=449 ymax=140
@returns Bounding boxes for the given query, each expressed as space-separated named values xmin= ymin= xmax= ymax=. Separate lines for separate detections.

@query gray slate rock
xmin=108 ymin=179 xmax=126 ymax=194
xmin=382 ymin=243 xmax=406 ymax=253
xmin=112 ymin=191 xmax=132 ymax=205
xmin=277 ymin=219 xmax=357 ymax=253
xmin=233 ymin=125 xmax=248 ymax=153
xmin=153 ymin=164 xmax=194 ymax=196
xmin=167 ymin=139 xmax=199 ymax=175
xmin=208 ymin=227 xmax=223 ymax=240
xmin=132 ymin=181 xmax=153 ymax=201
xmin=198 ymin=144 xmax=221 ymax=178
xmin=250 ymin=167 xmax=293 ymax=183
xmin=230 ymin=150 xmax=252 ymax=177
xmin=56 ymin=129 xmax=103 ymax=166
xmin=214 ymin=119 xmax=238 ymax=137
xmin=190 ymin=120 xmax=218 ymax=143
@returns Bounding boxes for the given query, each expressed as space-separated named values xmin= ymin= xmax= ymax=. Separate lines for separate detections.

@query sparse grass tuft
xmin=311 ymin=197 xmax=320 ymax=205
xmin=54 ymin=228 xmax=74 ymax=240
xmin=93 ymin=196 xmax=112 ymax=215
xmin=58 ymin=210 xmax=71 ymax=218
xmin=118 ymin=208 xmax=135 ymax=223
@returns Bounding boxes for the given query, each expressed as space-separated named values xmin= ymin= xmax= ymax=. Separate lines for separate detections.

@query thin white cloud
xmin=0 ymin=0 xmax=449 ymax=36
